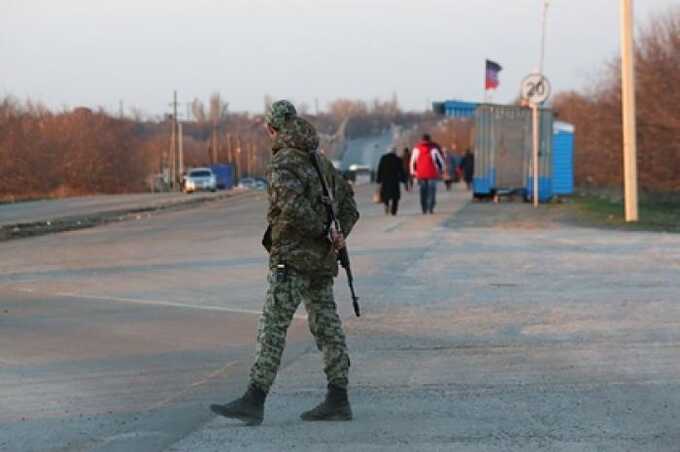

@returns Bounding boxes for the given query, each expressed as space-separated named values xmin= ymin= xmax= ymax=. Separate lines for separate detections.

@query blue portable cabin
xmin=524 ymin=120 xmax=575 ymax=200
xmin=551 ymin=121 xmax=575 ymax=196
xmin=209 ymin=164 xmax=235 ymax=190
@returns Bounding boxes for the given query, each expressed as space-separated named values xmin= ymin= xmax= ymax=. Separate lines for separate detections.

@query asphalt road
xmin=171 ymin=190 xmax=680 ymax=452
xmin=0 ymin=190 xmax=299 ymax=451
xmin=1 ymin=182 xmax=418 ymax=452
xmin=3 ymin=183 xmax=680 ymax=451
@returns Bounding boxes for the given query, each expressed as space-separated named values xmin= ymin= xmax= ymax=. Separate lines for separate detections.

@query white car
xmin=184 ymin=168 xmax=217 ymax=193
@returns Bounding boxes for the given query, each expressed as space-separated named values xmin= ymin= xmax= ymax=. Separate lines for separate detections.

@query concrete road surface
xmin=2 ymin=183 xmax=680 ymax=452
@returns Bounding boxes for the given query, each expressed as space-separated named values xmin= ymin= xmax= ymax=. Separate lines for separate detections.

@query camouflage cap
xmin=265 ymin=100 xmax=297 ymax=131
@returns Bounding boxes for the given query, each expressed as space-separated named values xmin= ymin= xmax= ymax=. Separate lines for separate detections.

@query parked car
xmin=238 ymin=177 xmax=267 ymax=191
xmin=237 ymin=177 xmax=257 ymax=190
xmin=184 ymin=168 xmax=217 ymax=193
xmin=346 ymin=164 xmax=373 ymax=185
xmin=254 ymin=177 xmax=268 ymax=191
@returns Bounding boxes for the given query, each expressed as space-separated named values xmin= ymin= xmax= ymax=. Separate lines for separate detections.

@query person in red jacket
xmin=409 ymin=134 xmax=445 ymax=214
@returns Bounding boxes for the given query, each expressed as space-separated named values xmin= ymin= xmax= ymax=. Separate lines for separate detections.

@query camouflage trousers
xmin=249 ymin=270 xmax=350 ymax=393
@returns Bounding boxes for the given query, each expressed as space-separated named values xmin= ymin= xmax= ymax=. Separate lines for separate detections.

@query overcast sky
xmin=1 ymin=0 xmax=677 ymax=116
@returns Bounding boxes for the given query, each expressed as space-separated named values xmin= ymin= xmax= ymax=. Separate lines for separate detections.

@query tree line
xmin=553 ymin=6 xmax=680 ymax=197
xmin=0 ymin=94 xmax=423 ymax=202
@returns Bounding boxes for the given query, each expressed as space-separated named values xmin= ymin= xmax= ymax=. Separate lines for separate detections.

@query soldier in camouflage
xmin=210 ymin=100 xmax=360 ymax=425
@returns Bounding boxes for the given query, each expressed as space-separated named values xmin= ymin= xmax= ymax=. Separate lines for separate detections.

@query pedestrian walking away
xmin=376 ymin=147 xmax=407 ymax=216
xmin=410 ymin=134 xmax=445 ymax=214
xmin=210 ymin=100 xmax=360 ymax=425
xmin=459 ymin=148 xmax=475 ymax=191
xmin=444 ymin=144 xmax=461 ymax=191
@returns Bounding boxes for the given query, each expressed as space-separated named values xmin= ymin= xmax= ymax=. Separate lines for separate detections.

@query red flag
xmin=485 ymin=59 xmax=502 ymax=90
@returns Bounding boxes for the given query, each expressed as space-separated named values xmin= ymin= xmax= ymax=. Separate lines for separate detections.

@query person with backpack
xmin=409 ymin=134 xmax=445 ymax=214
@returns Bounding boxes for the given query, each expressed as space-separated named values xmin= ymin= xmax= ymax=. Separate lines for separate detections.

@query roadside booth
xmin=474 ymin=104 xmax=553 ymax=201
xmin=435 ymin=100 xmax=575 ymax=202
xmin=551 ymin=121 xmax=575 ymax=196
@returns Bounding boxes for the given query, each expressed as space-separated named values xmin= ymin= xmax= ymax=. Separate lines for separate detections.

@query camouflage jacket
xmin=266 ymin=117 xmax=359 ymax=277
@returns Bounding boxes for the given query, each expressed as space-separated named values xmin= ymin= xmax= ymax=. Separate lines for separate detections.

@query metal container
xmin=473 ymin=104 xmax=554 ymax=201
xmin=209 ymin=164 xmax=235 ymax=190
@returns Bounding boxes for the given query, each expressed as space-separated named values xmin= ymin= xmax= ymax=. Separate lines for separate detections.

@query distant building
xmin=432 ymin=100 xmax=479 ymax=119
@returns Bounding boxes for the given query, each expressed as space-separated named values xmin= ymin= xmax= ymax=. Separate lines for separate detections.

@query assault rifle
xmin=309 ymin=152 xmax=361 ymax=317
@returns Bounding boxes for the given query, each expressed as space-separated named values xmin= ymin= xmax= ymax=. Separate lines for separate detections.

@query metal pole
xmin=226 ymin=133 xmax=233 ymax=164
xmin=620 ymin=0 xmax=639 ymax=222
xmin=169 ymin=116 xmax=176 ymax=191
xmin=178 ymin=122 xmax=184 ymax=180
xmin=173 ymin=90 xmax=179 ymax=189
xmin=532 ymin=103 xmax=540 ymax=207
xmin=539 ymin=0 xmax=550 ymax=76
xmin=236 ymin=136 xmax=242 ymax=182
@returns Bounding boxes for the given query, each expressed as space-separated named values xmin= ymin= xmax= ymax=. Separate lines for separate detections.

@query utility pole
xmin=532 ymin=104 xmax=540 ymax=208
xmin=539 ymin=1 xmax=550 ymax=76
xmin=249 ymin=143 xmax=256 ymax=176
xmin=169 ymin=119 xmax=176 ymax=190
xmin=532 ymin=1 xmax=550 ymax=208
xmin=236 ymin=135 xmax=242 ymax=182
xmin=226 ymin=133 xmax=233 ymax=164
xmin=178 ymin=122 xmax=184 ymax=182
xmin=620 ymin=0 xmax=639 ymax=222
xmin=168 ymin=90 xmax=180 ymax=190
xmin=212 ymin=128 xmax=219 ymax=164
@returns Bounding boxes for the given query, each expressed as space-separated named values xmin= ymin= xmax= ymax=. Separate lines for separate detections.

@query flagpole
xmin=483 ymin=61 xmax=488 ymax=103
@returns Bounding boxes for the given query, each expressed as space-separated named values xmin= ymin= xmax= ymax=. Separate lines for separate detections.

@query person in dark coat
xmin=376 ymin=147 xmax=407 ymax=215
xmin=459 ymin=148 xmax=475 ymax=191
xmin=401 ymin=147 xmax=413 ymax=192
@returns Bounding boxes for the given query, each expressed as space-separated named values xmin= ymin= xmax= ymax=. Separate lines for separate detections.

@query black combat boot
xmin=210 ymin=384 xmax=267 ymax=426
xmin=300 ymin=384 xmax=353 ymax=421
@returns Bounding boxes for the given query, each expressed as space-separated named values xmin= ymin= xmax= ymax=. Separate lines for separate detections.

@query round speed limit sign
xmin=521 ymin=73 xmax=551 ymax=105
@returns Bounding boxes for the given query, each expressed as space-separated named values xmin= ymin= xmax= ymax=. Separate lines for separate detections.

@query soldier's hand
xmin=330 ymin=229 xmax=346 ymax=251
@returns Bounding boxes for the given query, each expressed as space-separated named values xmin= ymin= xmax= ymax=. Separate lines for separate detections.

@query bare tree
xmin=208 ymin=92 xmax=229 ymax=125
xmin=191 ymin=98 xmax=206 ymax=123
xmin=554 ymin=6 xmax=680 ymax=194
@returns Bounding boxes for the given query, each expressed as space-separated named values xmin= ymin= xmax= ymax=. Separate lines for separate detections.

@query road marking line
xmin=384 ymin=221 xmax=405 ymax=233
xmin=0 ymin=279 xmax=40 ymax=286
xmin=101 ymin=431 xmax=169 ymax=445
xmin=51 ymin=291 xmax=307 ymax=320
xmin=150 ymin=361 xmax=240 ymax=410
xmin=15 ymin=287 xmax=35 ymax=293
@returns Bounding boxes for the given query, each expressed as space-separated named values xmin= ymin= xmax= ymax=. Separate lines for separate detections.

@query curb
xmin=0 ymin=190 xmax=255 ymax=242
